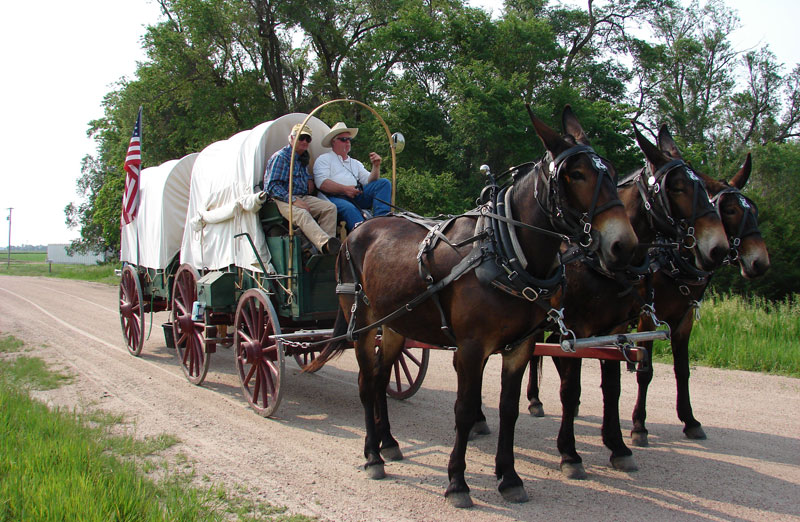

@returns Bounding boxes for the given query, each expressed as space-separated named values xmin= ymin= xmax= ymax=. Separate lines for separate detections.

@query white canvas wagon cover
xmin=180 ymin=114 xmax=331 ymax=272
xmin=120 ymin=152 xmax=198 ymax=269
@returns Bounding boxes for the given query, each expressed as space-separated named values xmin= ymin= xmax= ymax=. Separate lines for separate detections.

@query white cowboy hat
xmin=321 ymin=122 xmax=359 ymax=148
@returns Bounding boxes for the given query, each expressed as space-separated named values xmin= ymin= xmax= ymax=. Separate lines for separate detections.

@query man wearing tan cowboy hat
xmin=313 ymin=121 xmax=392 ymax=231
xmin=264 ymin=122 xmax=341 ymax=254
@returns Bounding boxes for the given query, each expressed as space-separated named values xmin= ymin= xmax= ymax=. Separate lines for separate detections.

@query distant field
xmin=0 ymin=255 xmax=119 ymax=285
xmin=0 ymin=252 xmax=46 ymax=262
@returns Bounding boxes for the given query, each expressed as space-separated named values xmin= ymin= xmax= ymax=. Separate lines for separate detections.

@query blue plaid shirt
xmin=264 ymin=145 xmax=310 ymax=202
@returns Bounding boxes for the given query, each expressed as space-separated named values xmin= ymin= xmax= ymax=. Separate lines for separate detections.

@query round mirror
xmin=391 ymin=132 xmax=405 ymax=153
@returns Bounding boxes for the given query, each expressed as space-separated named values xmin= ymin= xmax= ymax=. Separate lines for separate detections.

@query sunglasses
xmin=297 ymin=135 xmax=312 ymax=143
xmin=336 ymin=137 xmax=353 ymax=143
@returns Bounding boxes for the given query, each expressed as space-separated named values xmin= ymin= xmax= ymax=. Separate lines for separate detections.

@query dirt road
xmin=1 ymin=275 xmax=799 ymax=521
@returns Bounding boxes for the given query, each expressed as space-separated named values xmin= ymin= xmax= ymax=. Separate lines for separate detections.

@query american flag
xmin=121 ymin=107 xmax=143 ymax=226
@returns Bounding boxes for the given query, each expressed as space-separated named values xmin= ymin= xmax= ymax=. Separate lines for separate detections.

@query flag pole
xmin=135 ymin=106 xmax=143 ymax=268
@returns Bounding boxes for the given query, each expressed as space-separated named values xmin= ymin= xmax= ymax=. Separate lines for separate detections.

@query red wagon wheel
xmin=119 ymin=265 xmax=145 ymax=356
xmin=171 ymin=264 xmax=210 ymax=385
xmin=294 ymin=349 xmax=320 ymax=372
xmin=234 ymin=289 xmax=285 ymax=417
xmin=386 ymin=344 xmax=430 ymax=400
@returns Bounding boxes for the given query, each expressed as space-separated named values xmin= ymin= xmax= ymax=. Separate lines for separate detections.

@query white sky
xmin=0 ymin=0 xmax=797 ymax=247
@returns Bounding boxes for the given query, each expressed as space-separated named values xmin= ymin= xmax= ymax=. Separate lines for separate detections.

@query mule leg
xmin=375 ymin=329 xmax=404 ymax=461
xmin=600 ymin=360 xmax=637 ymax=471
xmin=557 ymin=358 xmax=586 ymax=479
xmin=630 ymin=339 xmax=654 ymax=447
xmin=445 ymin=345 xmax=486 ymax=508
xmin=470 ymin=357 xmax=491 ymax=439
xmin=495 ymin=343 xmax=531 ymax=503
xmin=526 ymin=355 xmax=545 ymax=417
xmin=671 ymin=313 xmax=706 ymax=440
xmin=354 ymin=329 xmax=387 ymax=479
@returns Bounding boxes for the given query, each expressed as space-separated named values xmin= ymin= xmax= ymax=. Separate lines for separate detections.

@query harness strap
xmin=324 ymin=245 xmax=486 ymax=346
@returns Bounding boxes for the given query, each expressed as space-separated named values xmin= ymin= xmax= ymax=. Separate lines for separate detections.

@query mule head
xmin=703 ymin=153 xmax=770 ymax=279
xmin=527 ymin=105 xmax=637 ymax=271
xmin=632 ymin=124 xmax=728 ymax=271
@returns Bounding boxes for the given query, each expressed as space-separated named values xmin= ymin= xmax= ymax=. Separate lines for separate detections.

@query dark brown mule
xmin=307 ymin=106 xmax=637 ymax=508
xmin=522 ymin=124 xmax=730 ymax=479
xmin=630 ymin=151 xmax=770 ymax=446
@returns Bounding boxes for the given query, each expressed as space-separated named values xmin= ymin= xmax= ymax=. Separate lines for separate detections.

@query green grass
xmin=652 ymin=292 xmax=800 ymax=377
xmin=0 ymin=259 xmax=120 ymax=285
xmin=0 ymin=335 xmax=315 ymax=522
xmin=0 ymin=252 xmax=46 ymax=262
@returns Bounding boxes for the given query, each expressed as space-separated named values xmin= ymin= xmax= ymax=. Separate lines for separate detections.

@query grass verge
xmin=0 ymin=260 xmax=120 ymax=285
xmin=0 ymin=334 xmax=314 ymax=521
xmin=651 ymin=292 xmax=800 ymax=377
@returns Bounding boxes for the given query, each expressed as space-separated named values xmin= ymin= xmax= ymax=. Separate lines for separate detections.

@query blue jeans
xmin=327 ymin=178 xmax=392 ymax=231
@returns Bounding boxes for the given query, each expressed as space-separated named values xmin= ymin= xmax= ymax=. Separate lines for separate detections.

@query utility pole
xmin=6 ymin=208 xmax=11 ymax=269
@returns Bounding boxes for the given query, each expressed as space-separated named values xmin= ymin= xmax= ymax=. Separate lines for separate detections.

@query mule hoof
xmin=365 ymin=463 xmax=386 ymax=480
xmin=469 ymin=420 xmax=491 ymax=440
xmin=560 ymin=462 xmax=587 ymax=480
xmin=528 ymin=403 xmax=545 ymax=417
xmin=446 ymin=492 xmax=474 ymax=509
xmin=684 ymin=425 xmax=707 ymax=440
xmin=631 ymin=431 xmax=649 ymax=447
xmin=500 ymin=486 xmax=529 ymax=503
xmin=380 ymin=445 xmax=404 ymax=461
xmin=610 ymin=455 xmax=638 ymax=472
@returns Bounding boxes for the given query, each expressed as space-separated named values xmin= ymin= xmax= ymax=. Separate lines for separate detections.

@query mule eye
xmin=567 ymin=170 xmax=585 ymax=181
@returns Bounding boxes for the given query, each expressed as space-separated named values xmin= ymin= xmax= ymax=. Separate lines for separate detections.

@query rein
xmin=320 ymin=145 xmax=619 ymax=349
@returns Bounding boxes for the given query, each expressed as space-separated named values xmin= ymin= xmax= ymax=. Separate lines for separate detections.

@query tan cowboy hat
xmin=321 ymin=122 xmax=359 ymax=147
xmin=291 ymin=123 xmax=313 ymax=138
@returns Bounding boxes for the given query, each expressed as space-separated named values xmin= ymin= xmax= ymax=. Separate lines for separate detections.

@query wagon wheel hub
xmin=243 ymin=340 xmax=262 ymax=364
xmin=120 ymin=302 xmax=133 ymax=318
xmin=178 ymin=312 xmax=195 ymax=333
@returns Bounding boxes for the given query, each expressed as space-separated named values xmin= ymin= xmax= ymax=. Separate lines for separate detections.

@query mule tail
xmin=303 ymin=306 xmax=350 ymax=373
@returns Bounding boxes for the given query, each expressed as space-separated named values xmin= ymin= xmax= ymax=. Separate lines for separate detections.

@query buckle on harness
xmin=522 ymin=287 xmax=539 ymax=302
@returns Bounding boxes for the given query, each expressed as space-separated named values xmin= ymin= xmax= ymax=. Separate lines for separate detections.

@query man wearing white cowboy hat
xmin=264 ymin=122 xmax=341 ymax=254
xmin=313 ymin=121 xmax=392 ymax=231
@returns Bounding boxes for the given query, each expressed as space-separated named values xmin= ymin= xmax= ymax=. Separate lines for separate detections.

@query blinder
xmin=638 ymin=159 xmax=717 ymax=248
xmin=709 ymin=186 xmax=761 ymax=263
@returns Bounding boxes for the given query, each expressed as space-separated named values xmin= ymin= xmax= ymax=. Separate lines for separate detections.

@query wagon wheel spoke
xmin=235 ymin=289 xmax=284 ymax=417
xmin=171 ymin=264 xmax=210 ymax=385
xmin=386 ymin=343 xmax=430 ymax=401
xmin=119 ymin=265 xmax=145 ymax=357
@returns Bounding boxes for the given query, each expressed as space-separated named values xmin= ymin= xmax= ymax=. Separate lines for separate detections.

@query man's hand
xmin=342 ymin=185 xmax=362 ymax=198
xmin=293 ymin=198 xmax=311 ymax=212
xmin=369 ymin=152 xmax=382 ymax=166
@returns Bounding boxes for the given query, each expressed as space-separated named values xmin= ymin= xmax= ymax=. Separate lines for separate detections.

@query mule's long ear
xmin=657 ymin=124 xmax=682 ymax=159
xmin=562 ymin=105 xmax=590 ymax=145
xmin=730 ymin=153 xmax=752 ymax=189
xmin=527 ymin=103 xmax=570 ymax=155
xmin=632 ymin=121 xmax=666 ymax=166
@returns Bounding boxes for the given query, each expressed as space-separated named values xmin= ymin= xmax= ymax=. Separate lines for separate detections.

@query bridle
xmin=634 ymin=158 xmax=717 ymax=250
xmin=709 ymin=186 xmax=761 ymax=264
xmin=533 ymin=144 xmax=624 ymax=248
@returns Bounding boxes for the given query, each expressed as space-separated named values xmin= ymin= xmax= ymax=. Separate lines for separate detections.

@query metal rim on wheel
xmin=119 ymin=265 xmax=145 ymax=356
xmin=234 ymin=289 xmax=285 ymax=417
xmin=171 ymin=264 xmax=210 ymax=385
xmin=386 ymin=344 xmax=430 ymax=400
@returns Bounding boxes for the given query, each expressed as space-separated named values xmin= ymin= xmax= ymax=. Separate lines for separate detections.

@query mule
xmin=522 ymin=124 xmax=730 ymax=478
xmin=307 ymin=106 xmax=638 ymax=507
xmin=630 ymin=151 xmax=770 ymax=446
